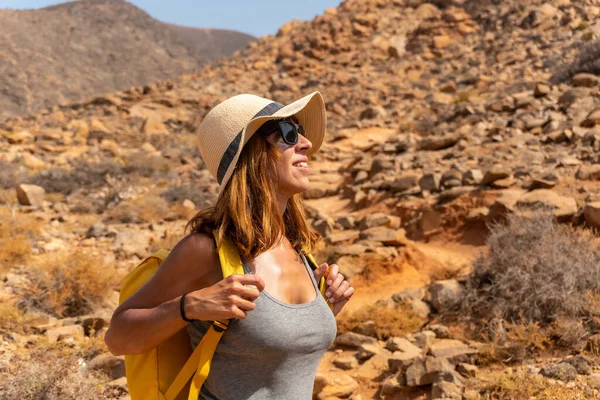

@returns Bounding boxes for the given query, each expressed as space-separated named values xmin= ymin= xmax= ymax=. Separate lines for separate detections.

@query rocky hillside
xmin=0 ymin=0 xmax=255 ymax=117
xmin=5 ymin=0 xmax=600 ymax=398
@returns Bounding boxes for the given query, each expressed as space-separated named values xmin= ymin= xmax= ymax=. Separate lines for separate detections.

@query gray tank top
xmin=186 ymin=252 xmax=337 ymax=400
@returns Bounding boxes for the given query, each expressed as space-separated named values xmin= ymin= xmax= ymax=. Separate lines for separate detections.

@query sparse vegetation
xmin=551 ymin=38 xmax=600 ymax=83
xmin=0 ymin=349 xmax=116 ymax=400
xmin=475 ymin=370 xmax=600 ymax=399
xmin=337 ymin=301 xmax=426 ymax=339
xmin=463 ymin=214 xmax=600 ymax=358
xmin=105 ymin=194 xmax=171 ymax=224
xmin=23 ymin=249 xmax=119 ymax=318
xmin=0 ymin=208 xmax=39 ymax=270
xmin=0 ymin=159 xmax=28 ymax=189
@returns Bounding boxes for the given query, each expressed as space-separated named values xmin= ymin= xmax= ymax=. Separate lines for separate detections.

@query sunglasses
xmin=257 ymin=119 xmax=305 ymax=145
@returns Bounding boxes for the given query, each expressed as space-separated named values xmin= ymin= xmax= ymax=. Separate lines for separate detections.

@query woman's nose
xmin=297 ymin=133 xmax=312 ymax=153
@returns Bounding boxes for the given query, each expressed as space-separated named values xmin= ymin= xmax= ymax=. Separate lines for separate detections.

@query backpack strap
xmin=184 ymin=230 xmax=245 ymax=400
xmin=164 ymin=231 xmax=244 ymax=400
xmin=304 ymin=253 xmax=335 ymax=312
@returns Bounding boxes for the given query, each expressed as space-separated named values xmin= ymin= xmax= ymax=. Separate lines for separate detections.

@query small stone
xmin=413 ymin=331 xmax=436 ymax=351
xmin=335 ymin=332 xmax=377 ymax=348
xmin=182 ymin=199 xmax=196 ymax=210
xmin=429 ymin=324 xmax=451 ymax=339
xmin=333 ymin=355 xmax=358 ymax=370
xmin=357 ymin=343 xmax=384 ymax=360
xmin=481 ymin=165 xmax=511 ymax=185
xmin=419 ymin=173 xmax=441 ymax=192
xmin=336 ymin=216 xmax=355 ymax=229
xmin=388 ymin=350 xmax=423 ymax=373
xmin=16 ymin=184 xmax=46 ymax=206
xmin=433 ymin=35 xmax=452 ymax=49
xmin=428 ymin=280 xmax=464 ymax=313
xmin=46 ymin=325 xmax=84 ymax=343
xmin=584 ymin=202 xmax=600 ymax=229
xmin=577 ymin=165 xmax=600 ymax=180
xmin=456 ymin=363 xmax=479 ymax=378
xmin=406 ymin=356 xmax=455 ymax=387
xmin=391 ymin=175 xmax=419 ymax=192
xmin=386 ymin=337 xmax=423 ymax=354
xmin=359 ymin=227 xmax=406 ymax=246
xmin=418 ymin=135 xmax=460 ymax=151
xmin=429 ymin=339 xmax=478 ymax=361
xmin=318 ymin=374 xmax=359 ymax=399
xmin=328 ymin=230 xmax=360 ymax=244
xmin=572 ymin=73 xmax=600 ymax=88
xmin=462 ymin=169 xmax=483 ymax=186
xmin=88 ymin=353 xmax=125 ymax=379
xmin=534 ymin=83 xmax=551 ymax=97
xmin=431 ymin=381 xmax=462 ymax=399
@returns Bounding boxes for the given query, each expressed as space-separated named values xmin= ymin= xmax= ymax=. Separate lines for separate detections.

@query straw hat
xmin=196 ymin=91 xmax=326 ymax=188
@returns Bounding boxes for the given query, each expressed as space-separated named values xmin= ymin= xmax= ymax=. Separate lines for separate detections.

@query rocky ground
xmin=4 ymin=0 xmax=600 ymax=398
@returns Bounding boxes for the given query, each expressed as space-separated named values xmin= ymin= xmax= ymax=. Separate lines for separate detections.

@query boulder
xmin=428 ymin=280 xmax=464 ymax=313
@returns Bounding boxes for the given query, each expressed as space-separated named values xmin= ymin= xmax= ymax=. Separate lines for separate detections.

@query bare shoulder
xmin=163 ymin=231 xmax=221 ymax=282
xmin=115 ymin=232 xmax=221 ymax=312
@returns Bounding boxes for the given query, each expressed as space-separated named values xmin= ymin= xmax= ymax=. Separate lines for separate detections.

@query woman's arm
xmin=104 ymin=233 xmax=219 ymax=356
xmin=105 ymin=231 xmax=265 ymax=356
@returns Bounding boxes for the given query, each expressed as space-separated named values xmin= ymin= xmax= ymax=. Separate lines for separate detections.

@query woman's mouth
xmin=292 ymin=161 xmax=310 ymax=172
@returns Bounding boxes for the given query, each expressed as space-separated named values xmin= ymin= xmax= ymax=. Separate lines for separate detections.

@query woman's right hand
xmin=184 ymin=274 xmax=265 ymax=321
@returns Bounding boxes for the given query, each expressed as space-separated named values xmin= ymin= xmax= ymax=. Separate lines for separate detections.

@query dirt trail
xmin=343 ymin=240 xmax=481 ymax=314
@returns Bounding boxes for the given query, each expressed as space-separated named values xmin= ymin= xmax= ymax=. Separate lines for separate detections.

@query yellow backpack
xmin=118 ymin=231 xmax=332 ymax=400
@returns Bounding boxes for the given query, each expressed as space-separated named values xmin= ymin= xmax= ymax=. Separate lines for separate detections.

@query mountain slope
xmin=0 ymin=0 xmax=255 ymax=117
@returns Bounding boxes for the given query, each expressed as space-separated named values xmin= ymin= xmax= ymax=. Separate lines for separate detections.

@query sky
xmin=0 ymin=0 xmax=343 ymax=37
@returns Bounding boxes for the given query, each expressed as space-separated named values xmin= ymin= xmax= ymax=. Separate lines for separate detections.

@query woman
xmin=105 ymin=91 xmax=355 ymax=400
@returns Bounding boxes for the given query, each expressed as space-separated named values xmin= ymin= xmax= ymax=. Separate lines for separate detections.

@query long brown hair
xmin=186 ymin=128 xmax=321 ymax=260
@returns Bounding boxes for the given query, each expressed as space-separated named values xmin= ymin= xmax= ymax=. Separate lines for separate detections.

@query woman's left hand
xmin=313 ymin=263 xmax=354 ymax=316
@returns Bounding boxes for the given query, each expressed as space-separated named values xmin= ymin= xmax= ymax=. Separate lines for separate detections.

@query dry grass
xmin=0 ymin=345 xmax=122 ymax=400
xmin=23 ymin=249 xmax=120 ymax=317
xmin=337 ymin=301 xmax=426 ymax=340
xmin=474 ymin=370 xmax=600 ymax=399
xmin=0 ymin=208 xmax=39 ymax=271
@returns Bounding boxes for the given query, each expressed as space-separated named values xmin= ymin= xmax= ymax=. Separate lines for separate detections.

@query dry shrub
xmin=0 ymin=208 xmax=39 ymax=270
xmin=27 ymin=159 xmax=123 ymax=195
xmin=0 ymin=302 xmax=29 ymax=333
xmin=463 ymin=213 xmax=600 ymax=327
xmin=475 ymin=370 xmax=599 ymax=399
xmin=0 ymin=158 xmax=28 ymax=189
xmin=105 ymin=194 xmax=170 ymax=224
xmin=551 ymin=39 xmax=600 ymax=84
xmin=23 ymin=249 xmax=119 ymax=317
xmin=0 ymin=350 xmax=117 ymax=400
xmin=122 ymin=151 xmax=172 ymax=178
xmin=160 ymin=184 xmax=216 ymax=210
xmin=337 ymin=301 xmax=426 ymax=340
